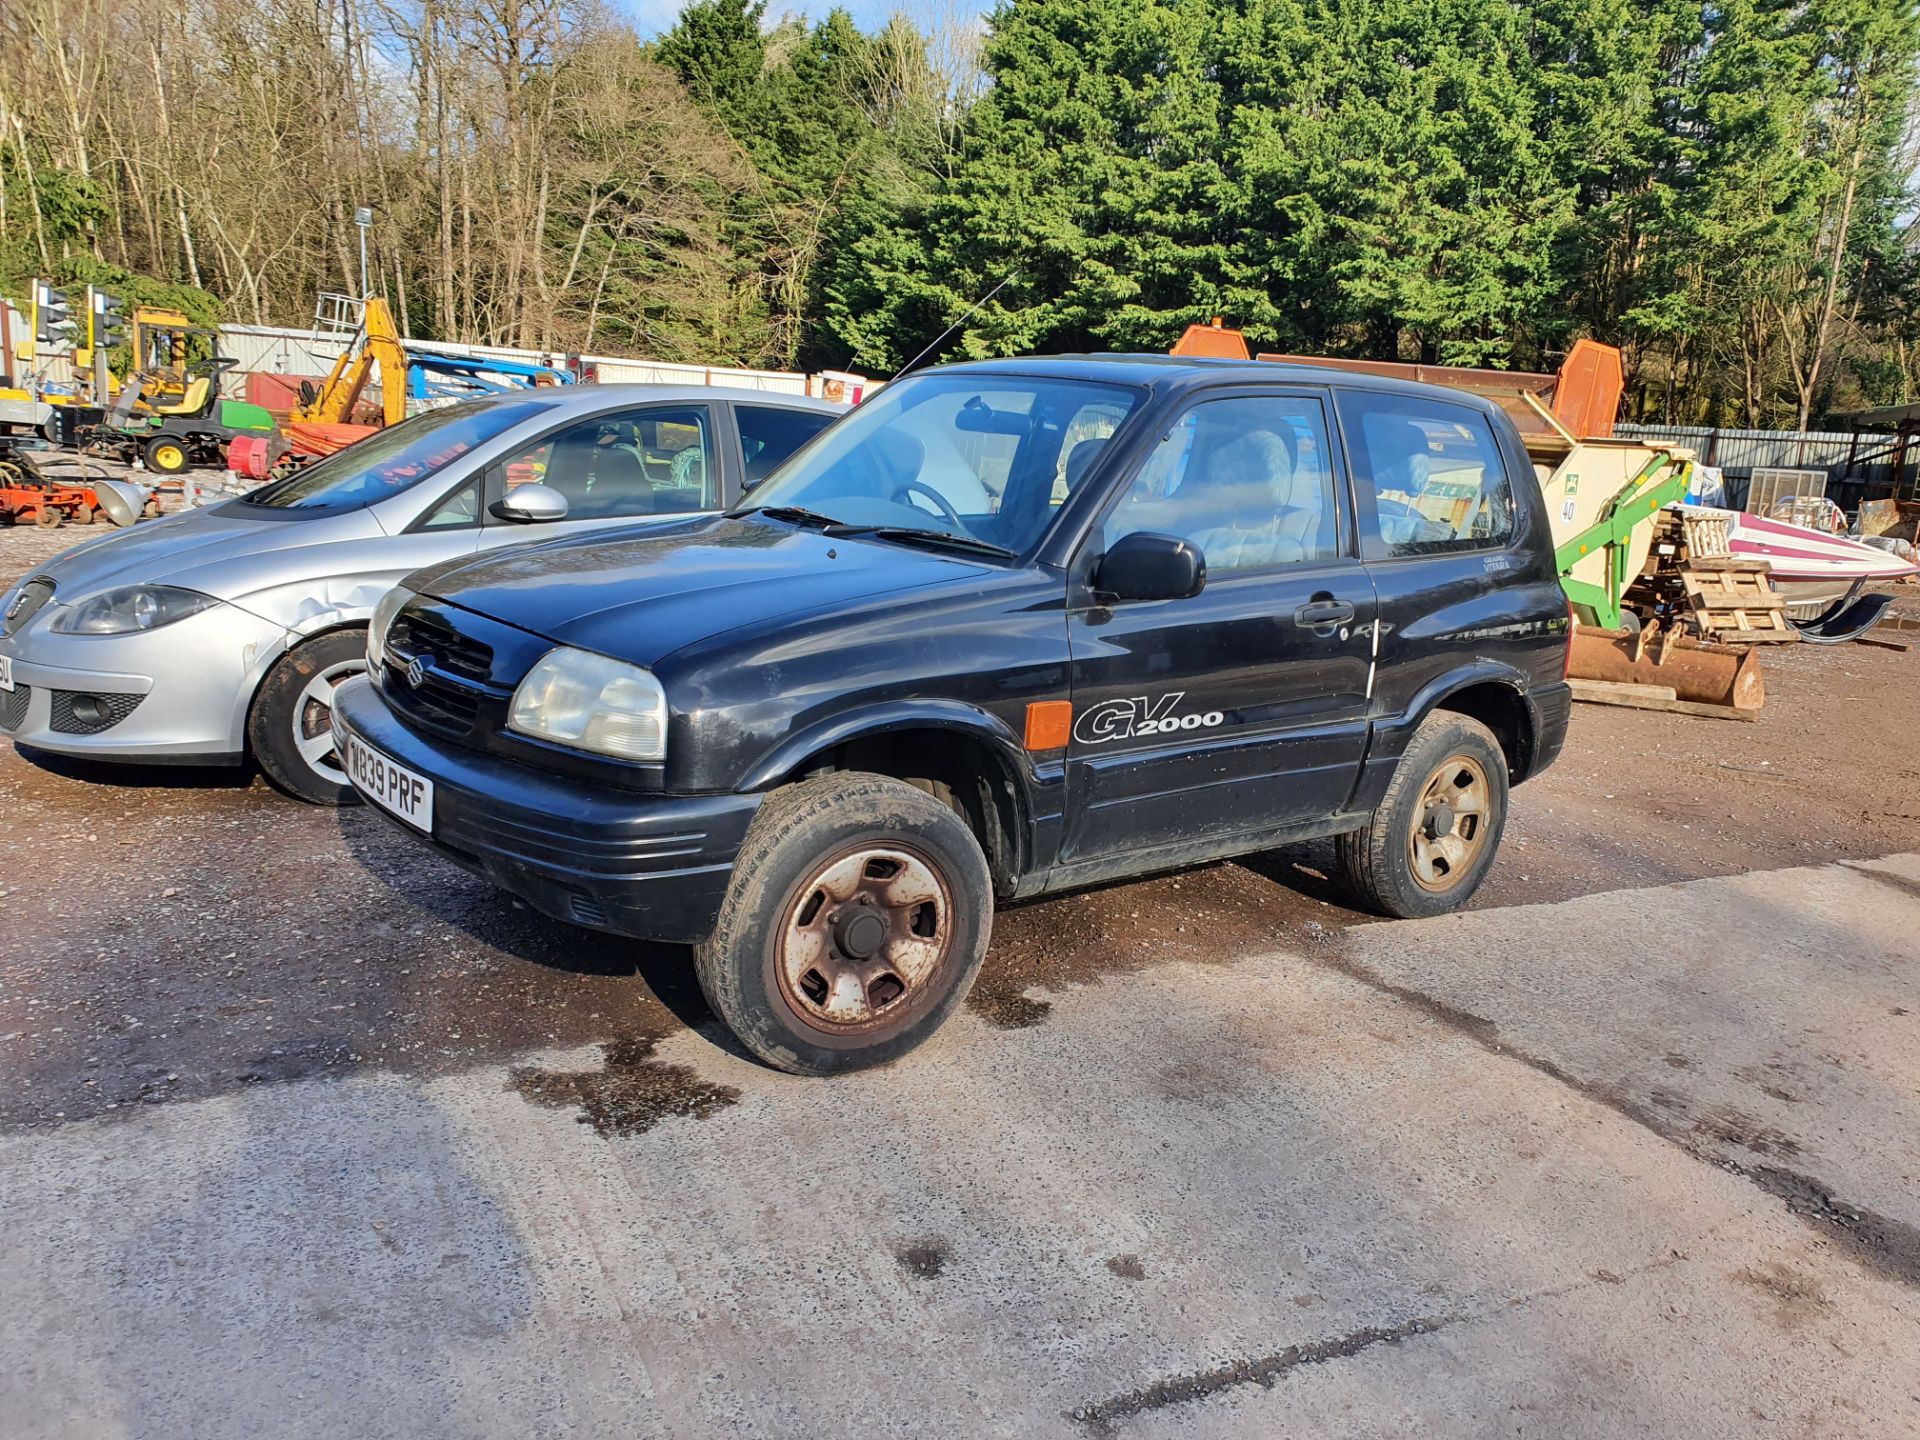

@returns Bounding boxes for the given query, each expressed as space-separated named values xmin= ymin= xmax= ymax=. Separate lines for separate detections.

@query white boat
xmin=1682 ymin=505 xmax=1920 ymax=614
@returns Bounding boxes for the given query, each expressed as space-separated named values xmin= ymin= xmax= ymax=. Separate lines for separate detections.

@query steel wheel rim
xmin=776 ymin=843 xmax=954 ymax=1033
xmin=1408 ymin=754 xmax=1491 ymax=893
xmin=293 ymin=657 xmax=367 ymax=784
xmin=155 ymin=445 xmax=183 ymax=469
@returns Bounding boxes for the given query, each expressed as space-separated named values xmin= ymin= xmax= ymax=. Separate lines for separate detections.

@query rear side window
xmin=1338 ymin=393 xmax=1515 ymax=555
xmin=738 ymin=405 xmax=835 ymax=486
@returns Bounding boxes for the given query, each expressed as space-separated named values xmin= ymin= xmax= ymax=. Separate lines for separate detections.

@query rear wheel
xmin=247 ymin=629 xmax=368 ymax=805
xmin=73 ymin=504 xmax=97 ymax=525
xmin=694 ymin=772 xmax=992 ymax=1075
xmin=34 ymin=506 xmax=61 ymax=528
xmin=1335 ymin=711 xmax=1509 ymax=919
xmin=144 ymin=436 xmax=189 ymax=474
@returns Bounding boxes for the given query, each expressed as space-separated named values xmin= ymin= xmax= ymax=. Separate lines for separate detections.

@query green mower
xmin=88 ymin=357 xmax=276 ymax=474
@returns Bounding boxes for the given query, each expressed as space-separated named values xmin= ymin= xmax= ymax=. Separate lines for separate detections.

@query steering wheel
xmin=889 ymin=478 xmax=963 ymax=529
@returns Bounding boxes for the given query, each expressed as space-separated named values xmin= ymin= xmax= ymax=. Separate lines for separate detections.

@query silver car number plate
xmin=0 ymin=655 xmax=12 ymax=692
xmin=346 ymin=734 xmax=434 ymax=832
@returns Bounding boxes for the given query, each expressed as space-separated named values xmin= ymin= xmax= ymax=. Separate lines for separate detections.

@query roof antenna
xmin=889 ymin=273 xmax=1016 ymax=383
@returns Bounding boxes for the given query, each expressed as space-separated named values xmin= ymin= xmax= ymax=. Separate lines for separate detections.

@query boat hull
xmin=1683 ymin=505 xmax=1919 ymax=614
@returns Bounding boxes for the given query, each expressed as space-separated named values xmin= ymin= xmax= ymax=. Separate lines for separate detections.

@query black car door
xmin=1061 ymin=388 xmax=1377 ymax=862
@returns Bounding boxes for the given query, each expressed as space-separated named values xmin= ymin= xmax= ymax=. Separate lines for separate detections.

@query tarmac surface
xmin=2 ymin=506 xmax=1918 ymax=1437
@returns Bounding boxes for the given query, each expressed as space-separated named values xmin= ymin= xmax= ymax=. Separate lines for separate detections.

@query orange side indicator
xmin=1024 ymin=700 xmax=1073 ymax=751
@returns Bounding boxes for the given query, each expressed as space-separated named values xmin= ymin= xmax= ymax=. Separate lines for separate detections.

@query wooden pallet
xmin=1680 ymin=566 xmax=1797 ymax=643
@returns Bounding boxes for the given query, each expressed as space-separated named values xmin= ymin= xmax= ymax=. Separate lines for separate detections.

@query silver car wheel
xmin=292 ymin=658 xmax=366 ymax=784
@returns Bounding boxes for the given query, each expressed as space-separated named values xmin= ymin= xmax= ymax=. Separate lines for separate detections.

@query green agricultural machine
xmin=88 ymin=356 xmax=276 ymax=474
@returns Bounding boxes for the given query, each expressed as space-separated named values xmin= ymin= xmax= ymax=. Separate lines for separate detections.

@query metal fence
xmin=1615 ymin=423 xmax=1917 ymax=511
xmin=5 ymin=311 xmax=867 ymax=404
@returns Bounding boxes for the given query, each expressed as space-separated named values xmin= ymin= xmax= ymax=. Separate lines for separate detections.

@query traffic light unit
xmin=33 ymin=281 xmax=79 ymax=349
xmin=90 ymin=287 xmax=128 ymax=351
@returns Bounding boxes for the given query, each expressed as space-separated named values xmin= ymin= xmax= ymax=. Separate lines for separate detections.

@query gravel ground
xmin=1 ymin=508 xmax=1917 ymax=1125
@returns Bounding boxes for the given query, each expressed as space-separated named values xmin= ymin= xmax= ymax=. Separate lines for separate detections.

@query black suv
xmin=333 ymin=356 xmax=1572 ymax=1074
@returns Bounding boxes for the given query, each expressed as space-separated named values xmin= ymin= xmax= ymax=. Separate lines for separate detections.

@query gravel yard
xmin=3 ymin=510 xmax=1917 ymax=1438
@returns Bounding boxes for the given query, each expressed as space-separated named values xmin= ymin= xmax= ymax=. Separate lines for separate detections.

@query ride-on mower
xmin=86 ymin=356 xmax=276 ymax=474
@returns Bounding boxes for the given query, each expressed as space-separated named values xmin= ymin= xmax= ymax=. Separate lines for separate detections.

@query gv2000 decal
xmin=1072 ymin=691 xmax=1225 ymax=746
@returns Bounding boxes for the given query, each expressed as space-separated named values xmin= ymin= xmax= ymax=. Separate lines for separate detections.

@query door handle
xmin=1294 ymin=599 xmax=1355 ymax=626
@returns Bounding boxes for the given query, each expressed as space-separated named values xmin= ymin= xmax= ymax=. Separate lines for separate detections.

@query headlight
xmin=367 ymin=585 xmax=411 ymax=670
xmin=508 ymin=648 xmax=668 ymax=762
xmin=49 ymin=585 xmax=218 ymax=635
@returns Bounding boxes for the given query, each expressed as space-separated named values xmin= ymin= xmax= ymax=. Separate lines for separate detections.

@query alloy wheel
xmin=1407 ymin=754 xmax=1491 ymax=893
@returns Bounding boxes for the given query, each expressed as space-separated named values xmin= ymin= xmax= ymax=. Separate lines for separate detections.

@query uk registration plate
xmin=346 ymin=733 xmax=434 ymax=832
xmin=0 ymin=655 xmax=12 ymax=692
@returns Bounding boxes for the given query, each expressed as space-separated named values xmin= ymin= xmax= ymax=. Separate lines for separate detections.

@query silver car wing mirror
xmin=489 ymin=483 xmax=569 ymax=524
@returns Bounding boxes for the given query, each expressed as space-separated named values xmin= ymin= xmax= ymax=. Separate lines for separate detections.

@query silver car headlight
xmin=508 ymin=648 xmax=668 ymax=763
xmin=367 ymin=585 xmax=411 ymax=671
xmin=49 ymin=585 xmax=218 ymax=635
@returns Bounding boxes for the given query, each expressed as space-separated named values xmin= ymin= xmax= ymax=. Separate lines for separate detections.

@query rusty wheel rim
xmin=776 ymin=844 xmax=953 ymax=1033
xmin=1408 ymin=754 xmax=1491 ymax=893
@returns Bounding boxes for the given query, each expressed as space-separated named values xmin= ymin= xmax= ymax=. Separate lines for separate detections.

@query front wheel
xmin=694 ymin=772 xmax=993 ymax=1075
xmin=247 ymin=629 xmax=368 ymax=805
xmin=1335 ymin=711 xmax=1509 ymax=919
xmin=144 ymin=436 xmax=189 ymax=474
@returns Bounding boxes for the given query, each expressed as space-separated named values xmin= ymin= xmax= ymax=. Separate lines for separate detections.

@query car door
xmin=1333 ymin=388 xmax=1534 ymax=724
xmin=1061 ymin=388 xmax=1377 ymax=862
xmin=479 ymin=402 xmax=727 ymax=551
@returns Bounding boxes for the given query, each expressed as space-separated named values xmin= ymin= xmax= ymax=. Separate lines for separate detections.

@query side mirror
xmin=1096 ymin=531 xmax=1206 ymax=603
xmin=489 ymin=483 xmax=569 ymax=524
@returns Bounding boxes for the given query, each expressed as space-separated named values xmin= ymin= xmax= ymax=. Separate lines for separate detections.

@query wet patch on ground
xmin=1070 ymin=1316 xmax=1446 ymax=1435
xmin=966 ymin=986 xmax=1053 ymax=1029
xmin=1732 ymin=1261 xmax=1834 ymax=1330
xmin=508 ymin=1031 xmax=740 ymax=1138
xmin=1747 ymin=1166 xmax=1920 ymax=1291
xmin=894 ymin=1239 xmax=949 ymax=1280
xmin=1105 ymin=1254 xmax=1146 ymax=1282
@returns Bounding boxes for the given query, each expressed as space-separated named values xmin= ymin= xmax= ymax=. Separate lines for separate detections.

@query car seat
xmin=1185 ymin=427 xmax=1328 ymax=569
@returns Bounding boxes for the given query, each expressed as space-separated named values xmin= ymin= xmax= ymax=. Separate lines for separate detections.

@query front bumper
xmin=331 ymin=675 xmax=761 ymax=944
xmin=0 ymin=603 xmax=286 ymax=763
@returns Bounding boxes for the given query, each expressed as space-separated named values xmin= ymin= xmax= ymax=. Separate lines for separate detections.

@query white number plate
xmin=0 ymin=655 xmax=12 ymax=692
xmin=346 ymin=734 xmax=434 ymax=832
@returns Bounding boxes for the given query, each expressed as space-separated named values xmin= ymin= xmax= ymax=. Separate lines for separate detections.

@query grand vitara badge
xmin=1072 ymin=691 xmax=1224 ymax=745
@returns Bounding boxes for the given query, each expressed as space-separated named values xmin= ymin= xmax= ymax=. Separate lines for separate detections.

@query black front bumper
xmin=332 ymin=676 xmax=760 ymax=944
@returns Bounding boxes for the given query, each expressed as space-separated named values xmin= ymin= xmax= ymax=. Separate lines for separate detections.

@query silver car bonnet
xmin=24 ymin=503 xmax=388 ymax=607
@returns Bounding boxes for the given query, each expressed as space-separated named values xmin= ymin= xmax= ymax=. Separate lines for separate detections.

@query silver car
xmin=0 ymin=384 xmax=840 ymax=802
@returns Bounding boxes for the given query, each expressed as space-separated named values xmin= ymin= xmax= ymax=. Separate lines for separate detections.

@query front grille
xmin=50 ymin=689 xmax=144 ymax=735
xmin=382 ymin=601 xmax=507 ymax=742
xmin=388 ymin=609 xmax=494 ymax=682
xmin=1 ymin=578 xmax=54 ymax=637
xmin=0 ymin=683 xmax=29 ymax=731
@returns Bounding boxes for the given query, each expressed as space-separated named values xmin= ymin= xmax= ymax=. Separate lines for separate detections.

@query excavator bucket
xmin=1568 ymin=625 xmax=1765 ymax=712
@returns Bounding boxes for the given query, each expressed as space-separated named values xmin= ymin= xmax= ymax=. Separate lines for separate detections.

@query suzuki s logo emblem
xmin=405 ymin=655 xmax=428 ymax=688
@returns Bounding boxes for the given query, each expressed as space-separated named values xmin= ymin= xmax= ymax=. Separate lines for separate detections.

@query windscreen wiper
xmin=835 ymin=526 xmax=1016 ymax=559
xmin=738 ymin=505 xmax=849 ymax=530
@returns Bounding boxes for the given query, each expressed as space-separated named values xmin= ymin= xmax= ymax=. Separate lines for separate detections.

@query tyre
xmin=143 ymin=436 xmax=189 ymax=474
xmin=695 ymin=772 xmax=993 ymax=1076
xmin=1335 ymin=710 xmax=1509 ymax=919
xmin=34 ymin=506 xmax=61 ymax=529
xmin=247 ymin=629 xmax=368 ymax=805
xmin=73 ymin=504 xmax=97 ymax=525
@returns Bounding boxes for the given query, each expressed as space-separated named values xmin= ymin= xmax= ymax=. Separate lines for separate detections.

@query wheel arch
xmin=741 ymin=704 xmax=1034 ymax=897
xmin=1411 ymin=667 xmax=1539 ymax=782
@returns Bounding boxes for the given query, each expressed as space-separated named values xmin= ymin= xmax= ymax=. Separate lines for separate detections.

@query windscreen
xmin=733 ymin=372 xmax=1140 ymax=555
xmin=242 ymin=399 xmax=545 ymax=511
